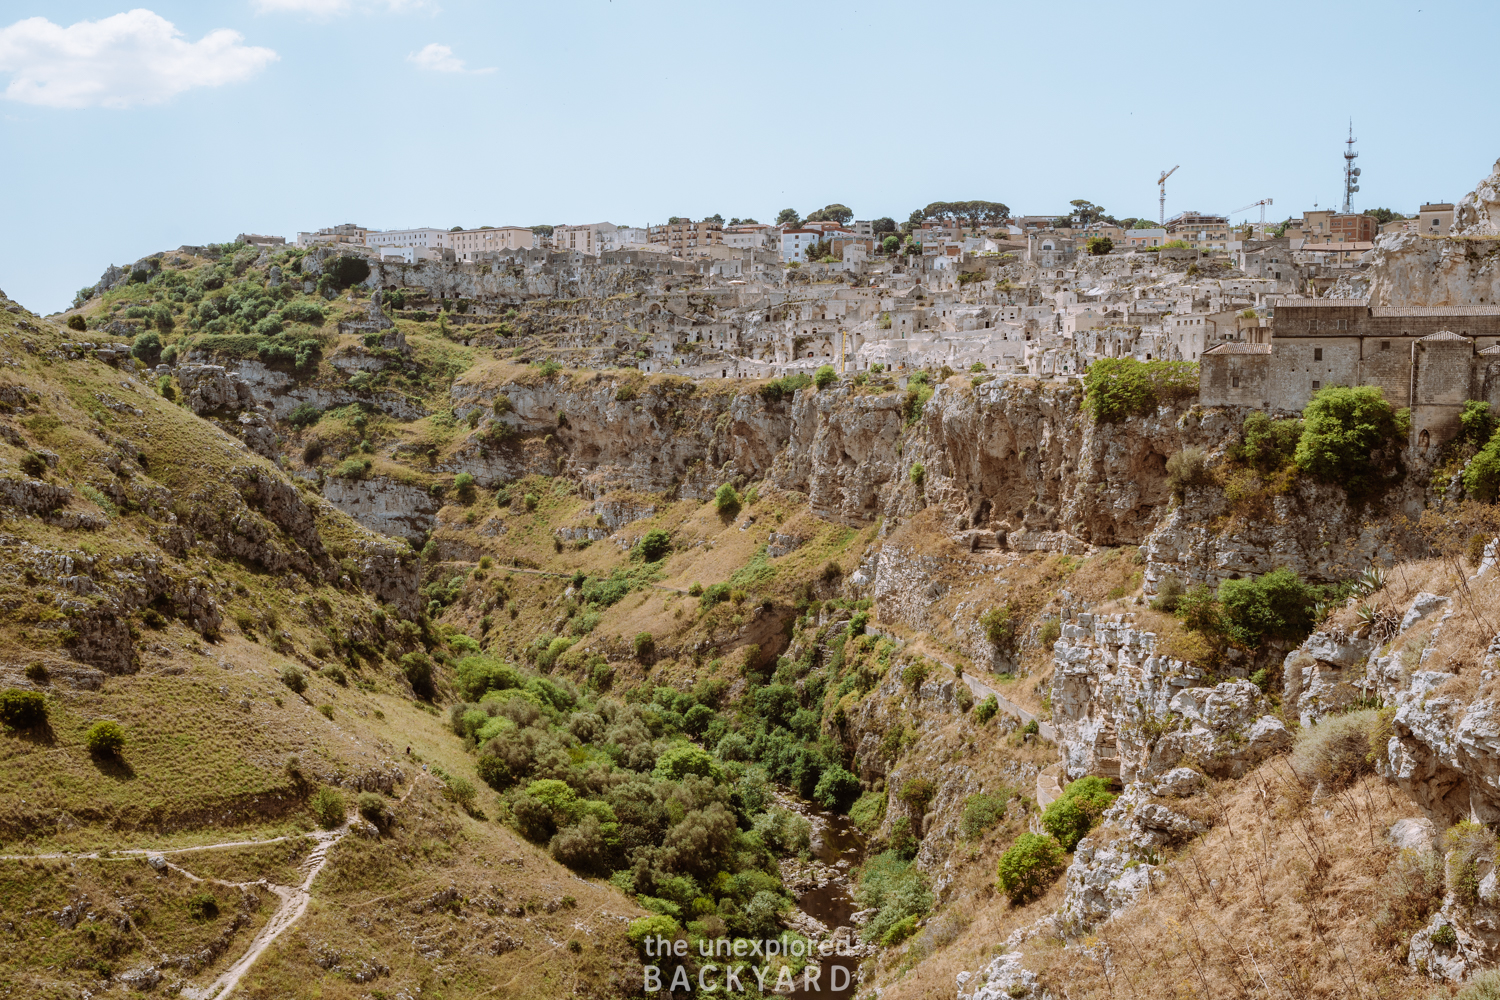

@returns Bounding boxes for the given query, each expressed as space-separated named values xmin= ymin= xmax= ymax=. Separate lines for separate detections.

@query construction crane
xmin=1157 ymin=165 xmax=1179 ymax=225
xmin=1232 ymin=198 xmax=1274 ymax=223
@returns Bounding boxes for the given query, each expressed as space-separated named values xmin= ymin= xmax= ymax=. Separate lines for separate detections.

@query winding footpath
xmin=2 ymin=775 xmax=429 ymax=1000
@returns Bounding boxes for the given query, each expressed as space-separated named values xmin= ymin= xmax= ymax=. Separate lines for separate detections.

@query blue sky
xmin=1 ymin=0 xmax=1497 ymax=313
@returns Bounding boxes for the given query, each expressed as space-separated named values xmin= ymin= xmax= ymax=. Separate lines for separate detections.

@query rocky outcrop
xmin=1051 ymin=612 xmax=1290 ymax=783
xmin=768 ymin=386 xmax=905 ymax=524
xmin=321 ymin=475 xmax=441 ymax=542
xmin=1363 ymin=232 xmax=1500 ymax=309
xmin=176 ymin=364 xmax=253 ymax=414
xmin=1456 ymin=157 xmax=1500 ymax=237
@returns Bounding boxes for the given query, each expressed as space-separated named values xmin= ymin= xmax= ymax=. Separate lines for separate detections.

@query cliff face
xmin=1365 ymin=232 xmax=1500 ymax=308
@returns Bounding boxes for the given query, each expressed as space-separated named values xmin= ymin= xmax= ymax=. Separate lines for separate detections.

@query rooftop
xmin=1204 ymin=343 xmax=1272 ymax=355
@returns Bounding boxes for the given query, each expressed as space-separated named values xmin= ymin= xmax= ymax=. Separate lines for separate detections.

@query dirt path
xmin=2 ymin=775 xmax=428 ymax=1000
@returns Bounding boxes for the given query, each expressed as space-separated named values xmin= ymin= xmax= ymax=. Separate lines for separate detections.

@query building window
xmin=1232 ymin=376 xmax=1241 ymax=388
xmin=1314 ymin=348 xmax=1323 ymax=361
xmin=1381 ymin=340 xmax=1390 ymax=351
xmin=1312 ymin=381 xmax=1321 ymax=390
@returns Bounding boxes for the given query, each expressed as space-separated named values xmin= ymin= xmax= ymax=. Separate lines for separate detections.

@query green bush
xmin=310 ymin=786 xmax=346 ymax=828
xmin=1294 ymin=385 xmax=1409 ymax=490
xmin=286 ymin=403 xmax=322 ymax=429
xmin=1082 ymin=358 xmax=1198 ymax=424
xmin=19 ymin=452 xmax=47 ymax=478
xmin=960 ymin=790 xmax=1013 ymax=838
xmin=1150 ymin=574 xmax=1185 ymax=612
xmin=997 ymin=832 xmax=1067 ymax=904
xmin=0 ymin=688 xmax=47 ymax=728
xmin=814 ymin=365 xmax=838 ymax=389
xmin=909 ymin=462 xmax=925 ymax=488
xmin=633 ymin=632 xmax=655 ymax=662
xmin=1040 ymin=776 xmax=1114 ymax=851
xmin=66 ymin=314 xmax=87 ymax=331
xmin=186 ymin=891 xmax=219 ymax=921
xmin=637 ymin=528 xmax=671 ymax=562
xmin=856 ymin=849 xmax=933 ymax=944
xmin=814 ymin=765 xmax=862 ymax=811
xmin=881 ymin=914 xmax=919 ymax=946
xmin=454 ymin=472 xmax=477 ymax=503
xmin=974 ymin=694 xmax=998 ymax=724
xmin=84 ymin=720 xmax=126 ymax=756
xmin=131 ymin=331 xmax=162 ymax=364
xmin=279 ymin=663 xmax=307 ymax=694
xmin=454 ymin=655 xmax=520 ymax=700
xmin=1216 ymin=566 xmax=1318 ymax=649
xmin=979 ymin=603 xmax=1015 ymax=649
xmin=1461 ymin=400 xmax=1496 ymax=446
xmin=1233 ymin=411 xmax=1302 ymax=473
xmin=401 ymin=651 xmax=435 ymax=699
xmin=758 ymin=372 xmax=811 ymax=403
xmin=357 ymin=791 xmax=386 ymax=826
xmin=714 ymin=483 xmax=741 ymax=518
xmin=1166 ymin=446 xmax=1211 ymax=500
xmin=281 ymin=300 xmax=327 ymax=325
xmin=1464 ymin=429 xmax=1500 ymax=502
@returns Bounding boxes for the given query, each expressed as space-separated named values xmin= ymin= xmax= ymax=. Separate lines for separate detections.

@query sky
xmin=1 ymin=0 xmax=1498 ymax=314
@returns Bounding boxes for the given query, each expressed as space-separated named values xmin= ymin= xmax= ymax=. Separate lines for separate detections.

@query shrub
xmin=448 ymin=777 xmax=478 ymax=813
xmin=1234 ymin=411 xmax=1302 ymax=473
xmin=638 ymin=528 xmax=671 ymax=562
xmin=1082 ymin=357 xmax=1199 ymax=424
xmin=281 ymin=300 xmax=326 ymax=325
xmin=131 ymin=331 xmax=162 ymax=364
xmin=1445 ymin=820 xmax=1496 ymax=909
xmin=909 ymin=462 xmax=925 ymax=488
xmin=1461 ymin=400 xmax=1497 ymax=446
xmin=1216 ymin=566 xmax=1318 ymax=649
xmin=814 ymin=365 xmax=838 ymax=389
xmin=849 ymin=790 xmax=887 ymax=833
xmin=633 ymin=632 xmax=655 ymax=662
xmin=856 ymin=850 xmax=933 ymax=945
xmin=974 ymin=694 xmax=998 ymax=724
xmin=687 ymin=582 xmax=704 ymax=597
xmin=1040 ymin=776 xmax=1115 ymax=851
xmin=317 ymin=704 xmax=335 ymax=720
xmin=310 ymin=786 xmax=346 ymax=828
xmin=279 ymin=663 xmax=307 ymax=694
xmin=84 ymin=720 xmax=126 ymax=756
xmin=1294 ymin=385 xmax=1409 ymax=490
xmin=881 ymin=914 xmax=919 ymax=946
xmin=979 ymin=604 xmax=1015 ymax=649
xmin=1291 ymin=708 xmax=1380 ymax=790
xmin=960 ymin=790 xmax=1013 ymax=838
xmin=1165 ymin=447 xmax=1211 ymax=500
xmin=454 ymin=655 xmax=520 ymax=700
xmin=357 ymin=791 xmax=386 ymax=826
xmin=23 ymin=662 xmax=47 ymax=684
xmin=1037 ymin=616 xmax=1061 ymax=650
xmin=66 ymin=314 xmax=86 ymax=331
xmin=996 ymin=833 xmax=1067 ymax=904
xmin=0 ymin=688 xmax=47 ymax=728
xmin=759 ymin=372 xmax=811 ymax=402
xmin=1372 ymin=847 xmax=1445 ymax=948
xmin=454 ymin=472 xmax=477 ymax=503
xmin=19 ymin=452 xmax=46 ymax=478
xmin=903 ymin=660 xmax=929 ymax=692
xmin=287 ymin=403 xmax=322 ymax=429
xmin=1464 ymin=429 xmax=1500 ymax=503
xmin=401 ymin=651 xmax=435 ymax=699
xmin=899 ymin=777 xmax=936 ymax=813
xmin=1150 ymin=574 xmax=1185 ymax=612
xmin=814 ymin=765 xmax=862 ymax=811
xmin=535 ymin=359 xmax=562 ymax=377
xmin=186 ymin=891 xmax=219 ymax=921
xmin=714 ymin=483 xmax=741 ymax=518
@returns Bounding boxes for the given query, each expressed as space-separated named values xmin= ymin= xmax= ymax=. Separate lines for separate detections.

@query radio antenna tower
xmin=1342 ymin=121 xmax=1361 ymax=214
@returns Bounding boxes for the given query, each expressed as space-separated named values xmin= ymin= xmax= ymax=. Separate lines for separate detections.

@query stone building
xmin=1200 ymin=297 xmax=1500 ymax=446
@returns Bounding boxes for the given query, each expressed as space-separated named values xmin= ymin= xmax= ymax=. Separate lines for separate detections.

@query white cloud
xmin=0 ymin=9 xmax=277 ymax=109
xmin=408 ymin=42 xmax=492 ymax=74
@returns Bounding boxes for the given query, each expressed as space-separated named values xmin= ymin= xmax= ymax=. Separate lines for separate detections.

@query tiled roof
xmin=1204 ymin=343 xmax=1272 ymax=354
xmin=1370 ymin=305 xmax=1500 ymax=317
xmin=1272 ymin=297 xmax=1369 ymax=307
xmin=1417 ymin=330 xmax=1471 ymax=341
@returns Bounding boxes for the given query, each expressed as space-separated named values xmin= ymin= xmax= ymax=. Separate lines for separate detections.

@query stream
xmin=781 ymin=798 xmax=868 ymax=999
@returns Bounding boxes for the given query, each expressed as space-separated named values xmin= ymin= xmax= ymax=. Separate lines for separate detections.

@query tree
xmin=0 ymin=688 xmax=46 ymax=728
xmin=1367 ymin=207 xmax=1405 ymax=225
xmin=131 ymin=331 xmax=162 ymax=364
xmin=1086 ymin=236 xmax=1114 ymax=256
xmin=1294 ymin=385 xmax=1410 ymax=489
xmin=882 ymin=235 xmax=900 ymax=254
xmin=704 ymin=213 xmax=724 ymax=225
xmin=871 ymin=217 xmax=896 ymax=234
xmin=903 ymin=209 xmax=925 ymax=233
xmin=1132 ymin=219 xmax=1159 ymax=230
xmin=775 ymin=208 xmax=801 ymax=228
xmin=638 ymin=528 xmax=671 ymax=562
xmin=997 ymin=833 xmax=1067 ymax=903
xmin=1040 ymin=776 xmax=1115 ymax=851
xmin=809 ymin=203 xmax=852 ymax=225
xmin=714 ymin=483 xmax=741 ymax=518
xmin=814 ymin=365 xmax=837 ymax=389
xmin=1070 ymin=199 xmax=1105 ymax=225
xmin=530 ymin=224 xmax=554 ymax=236
xmin=449 ymin=225 xmax=464 ymax=232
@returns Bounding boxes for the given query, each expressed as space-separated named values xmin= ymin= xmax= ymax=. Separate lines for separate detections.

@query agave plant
xmin=1354 ymin=566 xmax=1388 ymax=598
xmin=1356 ymin=601 xmax=1401 ymax=641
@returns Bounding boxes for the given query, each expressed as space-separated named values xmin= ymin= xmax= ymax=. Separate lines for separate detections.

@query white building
xmin=603 ymin=227 xmax=648 ymax=251
xmin=377 ymin=245 xmax=453 ymax=264
xmin=781 ymin=228 xmax=823 ymax=262
xmin=723 ymin=224 xmax=773 ymax=250
xmin=365 ymin=228 xmax=446 ymax=249
xmin=552 ymin=223 xmax=615 ymax=256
